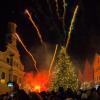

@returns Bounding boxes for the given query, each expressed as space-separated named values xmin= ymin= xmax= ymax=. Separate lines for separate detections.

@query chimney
xmin=7 ymin=22 xmax=17 ymax=45
xmin=8 ymin=22 xmax=17 ymax=34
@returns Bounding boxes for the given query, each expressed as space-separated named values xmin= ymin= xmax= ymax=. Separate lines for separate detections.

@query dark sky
xmin=0 ymin=0 xmax=100 ymax=71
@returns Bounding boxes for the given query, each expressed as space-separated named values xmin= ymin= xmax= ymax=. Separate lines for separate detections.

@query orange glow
xmin=22 ymin=70 xmax=50 ymax=92
xmin=34 ymin=85 xmax=41 ymax=92
xmin=93 ymin=53 xmax=100 ymax=84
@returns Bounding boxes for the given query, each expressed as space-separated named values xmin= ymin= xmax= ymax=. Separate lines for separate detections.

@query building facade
xmin=0 ymin=22 xmax=24 ymax=94
xmin=78 ymin=53 xmax=100 ymax=89
xmin=93 ymin=53 xmax=100 ymax=84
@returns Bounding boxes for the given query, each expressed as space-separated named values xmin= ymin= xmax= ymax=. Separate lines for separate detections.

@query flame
xmin=22 ymin=71 xmax=50 ymax=92
xmin=34 ymin=85 xmax=41 ymax=92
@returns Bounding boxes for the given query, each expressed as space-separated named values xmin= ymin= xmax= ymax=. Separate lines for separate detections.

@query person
xmin=96 ymin=85 xmax=100 ymax=100
xmin=87 ymin=88 xmax=97 ymax=100
xmin=8 ymin=82 xmax=30 ymax=100
xmin=29 ymin=92 xmax=43 ymax=100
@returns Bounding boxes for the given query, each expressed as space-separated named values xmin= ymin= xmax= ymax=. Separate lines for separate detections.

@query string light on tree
xmin=49 ymin=47 xmax=79 ymax=91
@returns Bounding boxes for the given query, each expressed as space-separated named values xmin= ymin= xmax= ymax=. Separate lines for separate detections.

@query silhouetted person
xmin=29 ymin=92 xmax=43 ymax=100
xmin=11 ymin=82 xmax=30 ymax=100
xmin=96 ymin=85 xmax=100 ymax=100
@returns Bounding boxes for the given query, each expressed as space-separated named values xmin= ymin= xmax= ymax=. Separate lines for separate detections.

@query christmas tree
xmin=49 ymin=46 xmax=79 ymax=91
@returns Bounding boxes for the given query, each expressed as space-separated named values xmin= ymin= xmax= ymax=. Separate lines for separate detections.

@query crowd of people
xmin=0 ymin=82 xmax=100 ymax=100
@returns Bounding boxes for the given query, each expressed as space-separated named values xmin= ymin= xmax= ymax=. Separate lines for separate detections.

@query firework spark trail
xmin=56 ymin=0 xmax=67 ymax=37
xmin=25 ymin=9 xmax=43 ymax=43
xmin=63 ymin=0 xmax=67 ymax=18
xmin=55 ymin=0 xmax=59 ymax=17
xmin=66 ymin=5 xmax=79 ymax=49
xmin=46 ymin=0 xmax=53 ymax=15
xmin=15 ymin=33 xmax=39 ymax=73
xmin=62 ymin=0 xmax=67 ymax=36
xmin=49 ymin=44 xmax=58 ymax=76
xmin=57 ymin=0 xmax=67 ymax=18
xmin=25 ymin=9 xmax=47 ymax=50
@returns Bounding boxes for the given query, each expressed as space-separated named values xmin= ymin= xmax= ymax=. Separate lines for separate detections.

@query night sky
xmin=0 ymin=0 xmax=100 ymax=72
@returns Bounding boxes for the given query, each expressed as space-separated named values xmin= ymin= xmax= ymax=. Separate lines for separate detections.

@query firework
xmin=58 ymin=0 xmax=67 ymax=18
xmin=15 ymin=33 xmax=39 ymax=72
xmin=66 ymin=5 xmax=79 ymax=49
xmin=49 ymin=44 xmax=58 ymax=76
xmin=25 ymin=9 xmax=43 ymax=43
xmin=25 ymin=9 xmax=43 ymax=44
xmin=61 ymin=0 xmax=67 ymax=36
xmin=57 ymin=0 xmax=67 ymax=37
xmin=46 ymin=0 xmax=53 ymax=15
xmin=55 ymin=0 xmax=59 ymax=16
xmin=25 ymin=9 xmax=47 ymax=50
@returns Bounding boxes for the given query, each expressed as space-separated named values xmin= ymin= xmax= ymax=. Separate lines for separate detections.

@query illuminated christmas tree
xmin=50 ymin=46 xmax=79 ymax=91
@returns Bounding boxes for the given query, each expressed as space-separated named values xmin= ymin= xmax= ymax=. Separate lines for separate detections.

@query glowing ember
xmin=22 ymin=71 xmax=50 ymax=92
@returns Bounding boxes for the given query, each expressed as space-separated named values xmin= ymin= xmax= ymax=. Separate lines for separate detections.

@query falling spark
xmin=25 ymin=9 xmax=43 ymax=43
xmin=15 ymin=33 xmax=39 ymax=72
xmin=55 ymin=0 xmax=59 ymax=17
xmin=57 ymin=0 xmax=67 ymax=37
xmin=49 ymin=44 xmax=58 ymax=76
xmin=24 ymin=9 xmax=47 ymax=50
xmin=66 ymin=5 xmax=79 ymax=49
xmin=58 ymin=0 xmax=67 ymax=18
xmin=46 ymin=0 xmax=53 ymax=15
xmin=62 ymin=0 xmax=67 ymax=36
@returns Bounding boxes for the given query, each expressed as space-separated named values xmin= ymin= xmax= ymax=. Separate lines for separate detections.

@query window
xmin=9 ymin=55 xmax=14 ymax=66
xmin=16 ymin=63 xmax=18 ymax=67
xmin=10 ymin=58 xmax=13 ymax=66
xmin=96 ymin=67 xmax=100 ymax=71
xmin=13 ymin=75 xmax=17 ymax=83
xmin=7 ymin=58 xmax=10 ymax=64
xmin=1 ymin=72 xmax=5 ymax=79
xmin=98 ymin=57 xmax=99 ymax=64
xmin=19 ymin=78 xmax=21 ymax=84
xmin=13 ymin=61 xmax=15 ymax=66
